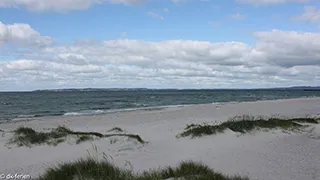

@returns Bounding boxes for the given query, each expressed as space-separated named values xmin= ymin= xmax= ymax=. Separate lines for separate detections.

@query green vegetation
xmin=9 ymin=126 xmax=145 ymax=147
xmin=105 ymin=134 xmax=145 ymax=144
xmin=38 ymin=158 xmax=249 ymax=180
xmin=9 ymin=126 xmax=70 ymax=147
xmin=108 ymin=127 xmax=124 ymax=132
xmin=179 ymin=116 xmax=319 ymax=138
xmin=57 ymin=126 xmax=104 ymax=137
xmin=76 ymin=135 xmax=94 ymax=144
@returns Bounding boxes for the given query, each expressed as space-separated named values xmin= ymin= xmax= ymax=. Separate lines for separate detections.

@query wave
xmin=63 ymin=104 xmax=190 ymax=117
xmin=3 ymin=95 xmax=319 ymax=121
xmin=10 ymin=112 xmax=65 ymax=121
xmin=17 ymin=114 xmax=36 ymax=118
xmin=64 ymin=110 xmax=104 ymax=116
xmin=62 ymin=97 xmax=320 ymax=117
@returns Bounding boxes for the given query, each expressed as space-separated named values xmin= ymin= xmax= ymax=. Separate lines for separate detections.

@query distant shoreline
xmin=31 ymin=86 xmax=320 ymax=92
xmin=0 ymin=86 xmax=319 ymax=93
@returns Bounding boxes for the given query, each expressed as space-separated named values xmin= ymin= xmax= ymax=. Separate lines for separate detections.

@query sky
xmin=0 ymin=0 xmax=320 ymax=91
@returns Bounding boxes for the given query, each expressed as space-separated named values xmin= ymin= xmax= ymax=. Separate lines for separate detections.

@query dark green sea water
xmin=0 ymin=89 xmax=319 ymax=121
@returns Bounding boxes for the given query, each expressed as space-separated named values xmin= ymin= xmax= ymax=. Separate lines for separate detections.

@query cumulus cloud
xmin=0 ymin=0 xmax=146 ymax=12
xmin=0 ymin=23 xmax=319 ymax=90
xmin=0 ymin=21 xmax=53 ymax=48
xmin=254 ymin=29 xmax=320 ymax=67
xmin=293 ymin=6 xmax=320 ymax=23
xmin=236 ymin=0 xmax=310 ymax=5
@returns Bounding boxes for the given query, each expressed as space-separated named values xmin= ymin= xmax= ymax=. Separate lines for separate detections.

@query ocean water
xmin=0 ymin=89 xmax=320 ymax=121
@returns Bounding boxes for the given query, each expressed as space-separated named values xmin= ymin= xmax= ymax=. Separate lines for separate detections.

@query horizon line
xmin=1 ymin=86 xmax=319 ymax=93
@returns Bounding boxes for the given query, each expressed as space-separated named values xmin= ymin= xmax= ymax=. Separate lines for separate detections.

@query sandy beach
xmin=1 ymin=97 xmax=320 ymax=180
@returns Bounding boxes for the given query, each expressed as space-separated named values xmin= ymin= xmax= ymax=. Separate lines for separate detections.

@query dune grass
xmin=105 ymin=134 xmax=145 ymax=144
xmin=179 ymin=116 xmax=319 ymax=138
xmin=76 ymin=135 xmax=94 ymax=144
xmin=9 ymin=126 xmax=70 ymax=147
xmin=38 ymin=158 xmax=249 ymax=180
xmin=108 ymin=127 xmax=124 ymax=132
xmin=9 ymin=126 xmax=145 ymax=147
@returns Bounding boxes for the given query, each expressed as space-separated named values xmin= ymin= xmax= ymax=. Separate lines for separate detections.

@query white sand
xmin=0 ymin=97 xmax=320 ymax=180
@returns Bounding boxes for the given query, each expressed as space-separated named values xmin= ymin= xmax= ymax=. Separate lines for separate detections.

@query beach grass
xmin=179 ymin=116 xmax=319 ymax=138
xmin=105 ymin=134 xmax=145 ymax=144
xmin=9 ymin=126 xmax=69 ymax=147
xmin=9 ymin=126 xmax=145 ymax=147
xmin=76 ymin=135 xmax=94 ymax=144
xmin=108 ymin=127 xmax=124 ymax=132
xmin=38 ymin=158 xmax=249 ymax=180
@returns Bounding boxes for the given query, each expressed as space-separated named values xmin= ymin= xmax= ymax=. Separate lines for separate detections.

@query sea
xmin=0 ymin=89 xmax=320 ymax=121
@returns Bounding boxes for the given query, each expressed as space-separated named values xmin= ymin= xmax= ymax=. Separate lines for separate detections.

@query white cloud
xmin=254 ymin=29 xmax=320 ymax=67
xmin=0 ymin=0 xmax=146 ymax=12
xmin=147 ymin=12 xmax=164 ymax=20
xmin=0 ymin=23 xmax=319 ymax=90
xmin=164 ymin=8 xmax=169 ymax=12
xmin=294 ymin=6 xmax=320 ymax=23
xmin=236 ymin=0 xmax=309 ymax=5
xmin=0 ymin=21 xmax=53 ymax=48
